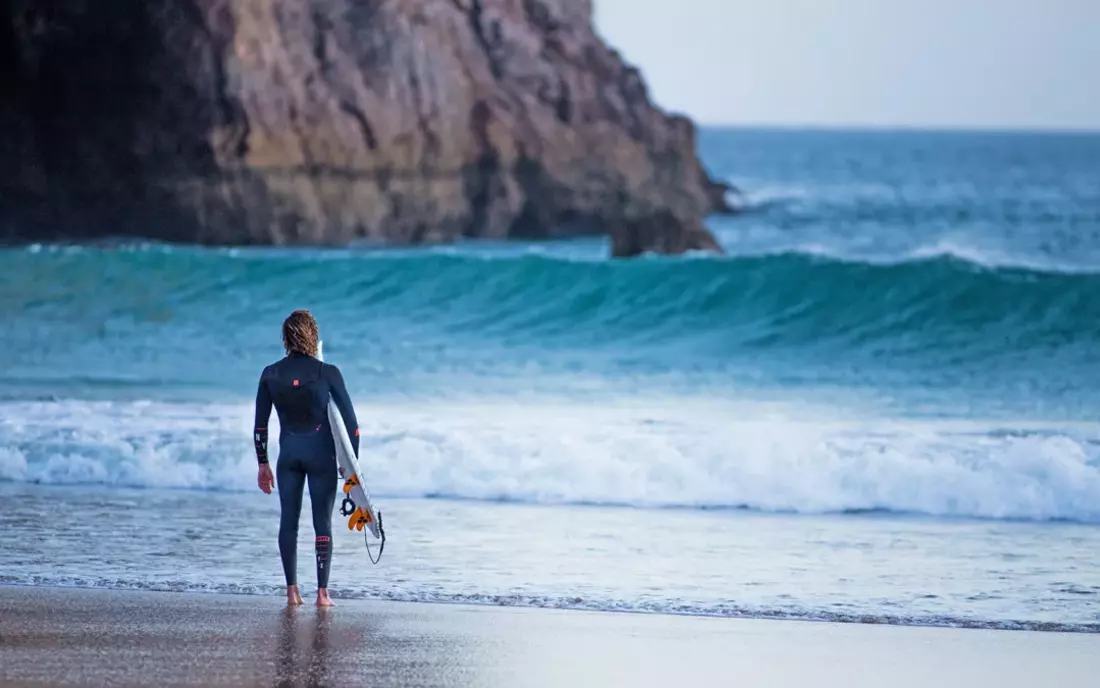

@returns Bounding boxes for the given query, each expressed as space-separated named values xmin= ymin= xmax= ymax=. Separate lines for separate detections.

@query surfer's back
xmin=256 ymin=353 xmax=359 ymax=453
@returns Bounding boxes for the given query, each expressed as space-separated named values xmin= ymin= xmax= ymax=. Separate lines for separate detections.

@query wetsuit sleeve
xmin=326 ymin=364 xmax=360 ymax=457
xmin=253 ymin=370 xmax=272 ymax=465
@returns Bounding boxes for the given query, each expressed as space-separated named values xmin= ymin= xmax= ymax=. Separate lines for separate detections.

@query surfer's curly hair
xmin=282 ymin=309 xmax=319 ymax=357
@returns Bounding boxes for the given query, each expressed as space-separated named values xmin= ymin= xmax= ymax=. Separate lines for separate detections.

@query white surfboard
xmin=317 ymin=342 xmax=384 ymax=561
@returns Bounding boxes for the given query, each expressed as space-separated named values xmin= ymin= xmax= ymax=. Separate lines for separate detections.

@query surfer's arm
xmin=326 ymin=364 xmax=360 ymax=457
xmin=253 ymin=373 xmax=272 ymax=465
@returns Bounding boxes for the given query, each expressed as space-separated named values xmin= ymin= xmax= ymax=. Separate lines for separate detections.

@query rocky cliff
xmin=0 ymin=0 xmax=732 ymax=256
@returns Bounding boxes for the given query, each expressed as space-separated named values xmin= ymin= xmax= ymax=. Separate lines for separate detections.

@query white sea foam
xmin=734 ymin=183 xmax=814 ymax=209
xmin=0 ymin=401 xmax=257 ymax=491
xmin=1 ymin=400 xmax=1098 ymax=522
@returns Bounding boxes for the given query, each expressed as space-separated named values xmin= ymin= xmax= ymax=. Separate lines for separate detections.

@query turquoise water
xmin=1 ymin=129 xmax=1099 ymax=629
xmin=4 ymin=246 xmax=1099 ymax=418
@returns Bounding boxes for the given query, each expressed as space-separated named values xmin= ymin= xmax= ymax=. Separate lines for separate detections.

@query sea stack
xmin=0 ymin=0 xmax=732 ymax=256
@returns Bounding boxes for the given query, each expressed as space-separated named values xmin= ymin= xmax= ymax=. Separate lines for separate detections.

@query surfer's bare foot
xmin=316 ymin=589 xmax=335 ymax=607
xmin=286 ymin=585 xmax=304 ymax=606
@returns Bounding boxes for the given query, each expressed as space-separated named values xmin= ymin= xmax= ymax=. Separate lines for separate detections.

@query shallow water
xmin=2 ymin=483 xmax=1098 ymax=631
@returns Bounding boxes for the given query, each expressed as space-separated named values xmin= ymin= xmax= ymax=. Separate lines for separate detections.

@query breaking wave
xmin=2 ymin=400 xmax=1098 ymax=523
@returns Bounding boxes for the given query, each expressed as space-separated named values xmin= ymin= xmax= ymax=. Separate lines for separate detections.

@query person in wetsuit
xmin=253 ymin=309 xmax=360 ymax=607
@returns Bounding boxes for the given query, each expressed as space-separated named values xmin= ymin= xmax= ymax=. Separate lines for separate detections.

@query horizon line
xmin=688 ymin=120 xmax=1100 ymax=135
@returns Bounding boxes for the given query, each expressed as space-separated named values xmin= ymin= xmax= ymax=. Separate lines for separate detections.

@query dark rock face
xmin=0 ymin=0 xmax=732 ymax=256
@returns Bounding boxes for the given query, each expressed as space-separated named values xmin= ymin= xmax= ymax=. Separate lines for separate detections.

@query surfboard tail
xmin=317 ymin=342 xmax=385 ymax=548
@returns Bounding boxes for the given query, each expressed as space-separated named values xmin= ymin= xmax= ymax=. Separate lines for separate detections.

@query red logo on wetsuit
xmin=293 ymin=379 xmax=299 ymax=386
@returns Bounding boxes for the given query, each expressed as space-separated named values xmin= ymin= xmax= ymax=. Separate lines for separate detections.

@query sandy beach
xmin=0 ymin=585 xmax=1096 ymax=687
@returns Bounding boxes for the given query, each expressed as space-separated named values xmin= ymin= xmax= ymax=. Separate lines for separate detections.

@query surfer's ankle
xmin=316 ymin=588 xmax=335 ymax=607
xmin=286 ymin=584 xmax=304 ymax=605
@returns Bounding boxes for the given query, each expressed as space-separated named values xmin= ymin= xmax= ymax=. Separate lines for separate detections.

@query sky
xmin=593 ymin=0 xmax=1100 ymax=130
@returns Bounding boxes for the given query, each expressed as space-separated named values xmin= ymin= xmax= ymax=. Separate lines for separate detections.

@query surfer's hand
xmin=258 ymin=464 xmax=275 ymax=494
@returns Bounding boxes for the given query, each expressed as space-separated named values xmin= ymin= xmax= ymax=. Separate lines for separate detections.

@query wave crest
xmin=6 ymin=246 xmax=1099 ymax=357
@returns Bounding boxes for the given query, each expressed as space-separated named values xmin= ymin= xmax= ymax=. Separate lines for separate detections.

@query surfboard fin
xmin=348 ymin=506 xmax=373 ymax=531
xmin=342 ymin=474 xmax=360 ymax=496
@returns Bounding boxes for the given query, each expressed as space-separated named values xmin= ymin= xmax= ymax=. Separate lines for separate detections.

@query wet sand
xmin=1 ymin=585 xmax=1097 ymax=687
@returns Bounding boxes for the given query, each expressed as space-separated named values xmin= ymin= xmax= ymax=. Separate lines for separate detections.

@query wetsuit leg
xmin=276 ymin=452 xmax=306 ymax=586
xmin=306 ymin=447 xmax=339 ymax=588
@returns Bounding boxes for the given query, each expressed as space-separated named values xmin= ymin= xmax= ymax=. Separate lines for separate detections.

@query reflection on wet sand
xmin=273 ymin=608 xmax=337 ymax=687
xmin=264 ymin=600 xmax=486 ymax=687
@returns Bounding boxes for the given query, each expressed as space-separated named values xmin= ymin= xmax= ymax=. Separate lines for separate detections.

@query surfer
xmin=253 ymin=309 xmax=360 ymax=607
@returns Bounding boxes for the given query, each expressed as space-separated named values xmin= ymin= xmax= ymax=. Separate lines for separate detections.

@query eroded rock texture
xmin=0 ymin=0 xmax=732 ymax=255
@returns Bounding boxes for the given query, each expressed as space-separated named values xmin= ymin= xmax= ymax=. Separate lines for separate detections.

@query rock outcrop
xmin=0 ymin=0 xmax=732 ymax=256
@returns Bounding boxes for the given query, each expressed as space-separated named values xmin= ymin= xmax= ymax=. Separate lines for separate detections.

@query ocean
xmin=1 ymin=128 xmax=1099 ymax=632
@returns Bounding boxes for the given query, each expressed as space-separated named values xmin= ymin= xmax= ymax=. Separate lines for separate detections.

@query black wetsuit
xmin=253 ymin=351 xmax=359 ymax=589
